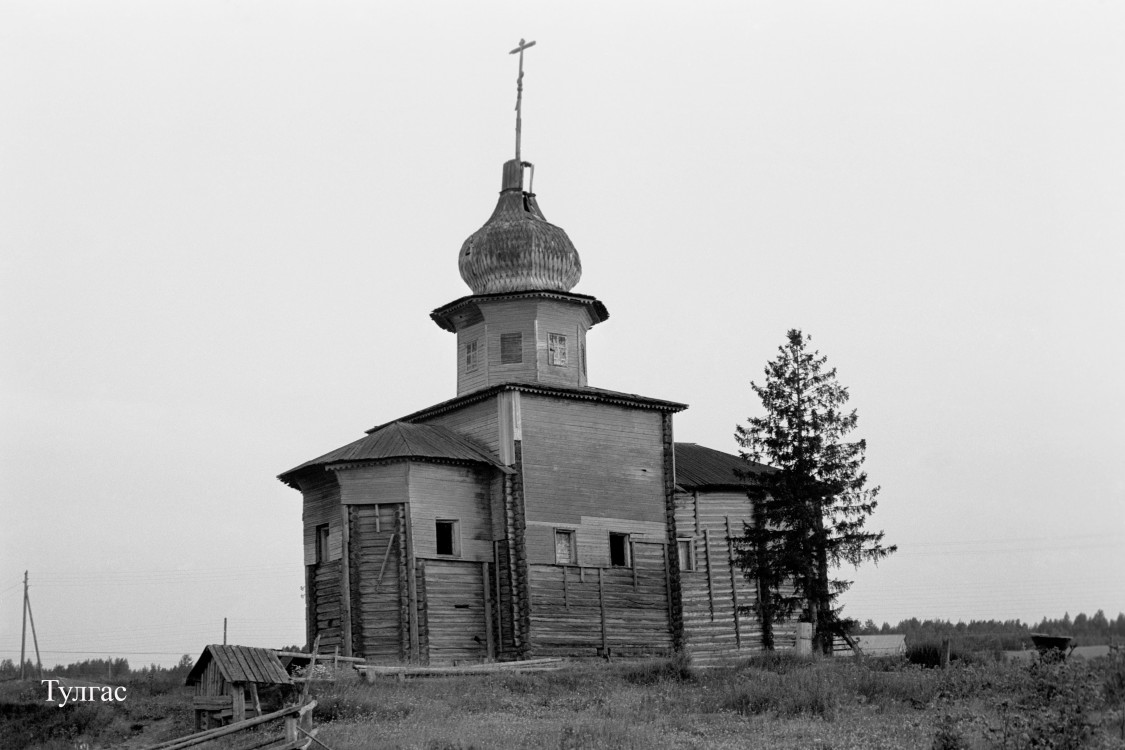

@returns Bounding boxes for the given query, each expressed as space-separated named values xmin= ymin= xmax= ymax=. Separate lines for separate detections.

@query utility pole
xmin=19 ymin=571 xmax=27 ymax=680
xmin=223 ymin=617 xmax=227 ymax=646
xmin=19 ymin=571 xmax=43 ymax=679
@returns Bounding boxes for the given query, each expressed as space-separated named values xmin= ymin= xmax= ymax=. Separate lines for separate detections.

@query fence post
xmin=940 ymin=638 xmax=951 ymax=669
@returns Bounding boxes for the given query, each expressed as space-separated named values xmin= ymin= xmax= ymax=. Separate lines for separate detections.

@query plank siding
xmin=457 ymin=322 xmax=488 ymax=395
xmin=299 ymin=474 xmax=341 ymax=565
xmin=422 ymin=398 xmax=501 ymax=456
xmin=519 ymin=395 xmax=665 ymax=527
xmin=422 ymin=560 xmax=489 ymax=664
xmin=407 ymin=464 xmax=493 ymax=561
xmin=336 ymin=463 xmax=409 ymax=506
xmin=532 ymin=300 xmax=590 ymax=389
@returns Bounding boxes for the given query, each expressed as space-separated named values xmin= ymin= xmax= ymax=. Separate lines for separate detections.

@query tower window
xmin=465 ymin=339 xmax=479 ymax=371
xmin=500 ymin=333 xmax=523 ymax=364
xmin=677 ymin=538 xmax=695 ymax=572
xmin=548 ymin=333 xmax=568 ymax=366
xmin=436 ymin=520 xmax=460 ymax=556
xmin=555 ymin=529 xmax=576 ymax=564
xmin=315 ymin=524 xmax=330 ymax=564
xmin=609 ymin=533 xmax=631 ymax=567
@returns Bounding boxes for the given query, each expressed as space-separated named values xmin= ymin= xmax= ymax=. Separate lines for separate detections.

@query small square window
xmin=677 ymin=538 xmax=695 ymax=572
xmin=315 ymin=524 xmax=330 ymax=564
xmin=555 ymin=529 xmax=576 ymax=564
xmin=500 ymin=333 xmax=523 ymax=364
xmin=436 ymin=520 xmax=460 ymax=556
xmin=465 ymin=340 xmax=479 ymax=371
xmin=609 ymin=533 xmax=631 ymax=567
xmin=548 ymin=333 xmax=568 ymax=366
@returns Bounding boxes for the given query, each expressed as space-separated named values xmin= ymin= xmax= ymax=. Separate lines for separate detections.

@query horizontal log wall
xmin=527 ymin=543 xmax=672 ymax=658
xmin=311 ymin=559 xmax=343 ymax=651
xmin=674 ymin=490 xmax=798 ymax=664
xmin=349 ymin=504 xmax=405 ymax=663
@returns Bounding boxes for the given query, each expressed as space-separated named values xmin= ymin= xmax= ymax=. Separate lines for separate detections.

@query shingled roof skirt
xmin=430 ymin=289 xmax=609 ymax=333
xmin=367 ymin=382 xmax=688 ymax=434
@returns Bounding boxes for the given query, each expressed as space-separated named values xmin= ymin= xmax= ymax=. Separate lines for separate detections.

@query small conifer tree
xmin=735 ymin=329 xmax=895 ymax=654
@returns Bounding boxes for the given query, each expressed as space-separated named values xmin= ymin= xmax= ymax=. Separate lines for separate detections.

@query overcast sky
xmin=2 ymin=1 xmax=1122 ymax=668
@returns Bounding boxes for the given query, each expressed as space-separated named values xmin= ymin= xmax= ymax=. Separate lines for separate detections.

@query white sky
xmin=2 ymin=1 xmax=1122 ymax=668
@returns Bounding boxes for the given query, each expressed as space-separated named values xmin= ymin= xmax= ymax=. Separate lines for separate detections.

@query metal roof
xmin=279 ymin=421 xmax=507 ymax=485
xmin=673 ymin=442 xmax=772 ymax=490
xmin=387 ymin=382 xmax=687 ymax=429
xmin=185 ymin=645 xmax=292 ymax=686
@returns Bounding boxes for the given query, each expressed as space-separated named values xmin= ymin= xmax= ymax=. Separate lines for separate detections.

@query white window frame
xmin=548 ymin=333 xmax=568 ymax=366
xmin=464 ymin=339 xmax=479 ymax=371
xmin=554 ymin=528 xmax=577 ymax=565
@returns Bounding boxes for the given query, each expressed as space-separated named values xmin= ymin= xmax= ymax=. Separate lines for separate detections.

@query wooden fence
xmin=144 ymin=698 xmax=318 ymax=750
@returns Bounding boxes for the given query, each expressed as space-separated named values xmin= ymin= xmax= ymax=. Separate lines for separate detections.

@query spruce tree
xmin=735 ymin=329 xmax=895 ymax=654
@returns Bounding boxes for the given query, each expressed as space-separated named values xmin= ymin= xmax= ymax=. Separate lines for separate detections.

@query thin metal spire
xmin=510 ymin=38 xmax=536 ymax=162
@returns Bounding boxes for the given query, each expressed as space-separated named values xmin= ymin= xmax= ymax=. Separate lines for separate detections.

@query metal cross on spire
xmin=510 ymin=38 xmax=536 ymax=162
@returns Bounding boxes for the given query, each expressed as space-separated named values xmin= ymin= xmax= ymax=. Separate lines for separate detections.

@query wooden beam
xmin=562 ymin=565 xmax=569 ymax=610
xmin=725 ymin=516 xmax=742 ymax=649
xmin=630 ymin=541 xmax=638 ymax=590
xmin=704 ymin=529 xmax=715 ymax=622
xmin=481 ymin=561 xmax=495 ymax=661
xmin=598 ymin=568 xmax=608 ymax=656
xmin=340 ymin=505 xmax=353 ymax=658
xmin=404 ymin=503 xmax=420 ymax=662
xmin=493 ymin=540 xmax=504 ymax=652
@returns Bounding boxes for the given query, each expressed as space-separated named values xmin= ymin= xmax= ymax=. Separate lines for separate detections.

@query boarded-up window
xmin=315 ymin=524 xmax=330 ymax=564
xmin=548 ymin=333 xmax=567 ymax=366
xmin=554 ymin=529 xmax=576 ymax=564
xmin=465 ymin=340 xmax=479 ymax=371
xmin=500 ymin=333 xmax=522 ymax=364
xmin=436 ymin=520 xmax=460 ymax=556
xmin=609 ymin=533 xmax=631 ymax=567
xmin=677 ymin=538 xmax=695 ymax=572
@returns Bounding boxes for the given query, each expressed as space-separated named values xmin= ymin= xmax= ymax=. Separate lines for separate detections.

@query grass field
xmin=2 ymin=651 xmax=1124 ymax=749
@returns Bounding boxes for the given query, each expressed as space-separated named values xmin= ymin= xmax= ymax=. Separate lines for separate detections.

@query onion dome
xmin=459 ymin=159 xmax=582 ymax=294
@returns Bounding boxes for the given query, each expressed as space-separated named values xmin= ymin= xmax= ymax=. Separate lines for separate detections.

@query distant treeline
xmin=0 ymin=654 xmax=194 ymax=681
xmin=857 ymin=610 xmax=1125 ymax=649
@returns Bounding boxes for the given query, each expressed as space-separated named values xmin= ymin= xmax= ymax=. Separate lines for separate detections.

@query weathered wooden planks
xmin=422 ymin=559 xmax=488 ymax=664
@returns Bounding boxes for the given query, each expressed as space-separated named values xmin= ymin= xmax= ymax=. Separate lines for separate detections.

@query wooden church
xmin=278 ymin=53 xmax=797 ymax=666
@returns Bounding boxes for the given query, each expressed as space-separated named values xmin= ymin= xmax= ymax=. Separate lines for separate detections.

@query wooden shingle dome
xmin=458 ymin=159 xmax=582 ymax=294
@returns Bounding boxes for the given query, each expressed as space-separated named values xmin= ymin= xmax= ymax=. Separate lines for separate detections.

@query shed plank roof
xmin=185 ymin=645 xmax=292 ymax=686
xmin=673 ymin=443 xmax=772 ymax=489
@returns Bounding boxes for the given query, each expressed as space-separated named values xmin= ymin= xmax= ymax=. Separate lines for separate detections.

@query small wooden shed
xmin=185 ymin=645 xmax=293 ymax=729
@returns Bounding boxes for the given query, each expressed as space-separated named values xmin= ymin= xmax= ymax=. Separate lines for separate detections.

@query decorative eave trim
xmin=326 ymin=457 xmax=514 ymax=475
xmin=369 ymin=383 xmax=687 ymax=434
xmin=430 ymin=290 xmax=610 ymax=333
